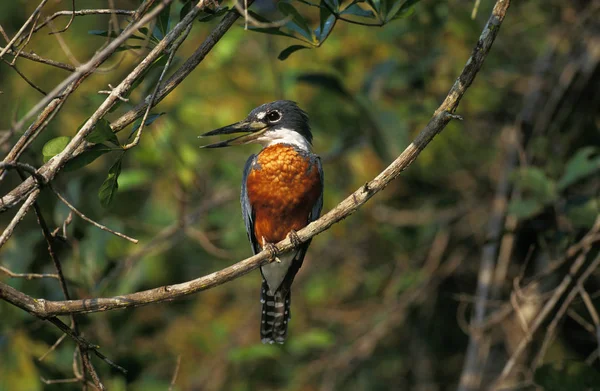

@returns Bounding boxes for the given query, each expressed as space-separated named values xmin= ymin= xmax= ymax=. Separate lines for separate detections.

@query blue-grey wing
xmin=309 ymin=156 xmax=324 ymax=223
xmin=241 ymin=154 xmax=260 ymax=254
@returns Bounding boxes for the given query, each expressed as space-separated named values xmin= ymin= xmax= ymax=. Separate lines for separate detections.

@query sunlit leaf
xmin=278 ymin=45 xmax=311 ymax=60
xmin=278 ymin=1 xmax=314 ymax=42
xmin=86 ymin=119 xmax=120 ymax=146
xmin=98 ymin=154 xmax=123 ymax=207
xmin=64 ymin=144 xmax=114 ymax=172
xmin=42 ymin=136 xmax=71 ymax=163
xmin=557 ymin=147 xmax=600 ymax=191
xmin=117 ymin=169 xmax=152 ymax=191
xmin=315 ymin=6 xmax=336 ymax=42
xmin=341 ymin=3 xmax=376 ymax=18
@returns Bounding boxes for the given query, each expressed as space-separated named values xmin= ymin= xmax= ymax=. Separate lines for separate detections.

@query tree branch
xmin=0 ymin=0 xmax=246 ymax=210
xmin=0 ymin=0 xmax=512 ymax=317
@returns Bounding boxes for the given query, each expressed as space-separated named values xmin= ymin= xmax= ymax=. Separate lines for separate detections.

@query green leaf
xmin=341 ymin=4 xmax=376 ymax=18
xmin=535 ymin=361 xmax=600 ymax=391
xmin=323 ymin=0 xmax=340 ymax=12
xmin=179 ymin=0 xmax=193 ymax=21
xmin=114 ymin=45 xmax=143 ymax=53
xmin=288 ymin=329 xmax=335 ymax=355
xmin=117 ymin=169 xmax=152 ymax=191
xmin=86 ymin=119 xmax=120 ymax=146
xmin=197 ymin=7 xmax=229 ymax=22
xmin=98 ymin=155 xmax=123 ymax=208
xmin=130 ymin=112 xmax=166 ymax=137
xmin=153 ymin=3 xmax=172 ymax=41
xmin=278 ymin=45 xmax=311 ymax=60
xmin=248 ymin=26 xmax=298 ymax=39
xmin=278 ymin=1 xmax=314 ymax=42
xmin=316 ymin=6 xmax=336 ymax=42
xmin=297 ymin=73 xmax=350 ymax=98
xmin=557 ymin=147 xmax=600 ymax=191
xmin=512 ymin=167 xmax=557 ymax=204
xmin=566 ymin=198 xmax=600 ymax=229
xmin=88 ymin=30 xmax=145 ymax=40
xmin=63 ymin=144 xmax=113 ymax=172
xmin=228 ymin=344 xmax=280 ymax=362
xmin=247 ymin=11 xmax=299 ymax=40
xmin=508 ymin=198 xmax=544 ymax=219
xmin=366 ymin=0 xmax=381 ymax=13
xmin=42 ymin=136 xmax=71 ymax=163
xmin=389 ymin=0 xmax=420 ymax=20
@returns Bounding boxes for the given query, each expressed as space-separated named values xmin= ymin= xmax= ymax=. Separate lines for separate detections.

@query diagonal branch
xmin=0 ymin=0 xmax=241 ymax=211
xmin=0 ymin=0 xmax=512 ymax=317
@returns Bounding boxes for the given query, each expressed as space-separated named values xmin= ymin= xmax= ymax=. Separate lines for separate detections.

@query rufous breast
xmin=246 ymin=144 xmax=322 ymax=245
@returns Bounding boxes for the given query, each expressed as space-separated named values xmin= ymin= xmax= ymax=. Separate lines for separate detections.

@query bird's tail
xmin=260 ymin=279 xmax=291 ymax=344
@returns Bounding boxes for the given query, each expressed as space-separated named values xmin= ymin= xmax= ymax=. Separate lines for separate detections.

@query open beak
xmin=199 ymin=119 xmax=268 ymax=148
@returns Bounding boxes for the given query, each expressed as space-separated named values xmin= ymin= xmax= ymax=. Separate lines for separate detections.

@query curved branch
xmin=0 ymin=0 xmax=512 ymax=317
xmin=0 ymin=0 xmax=252 ymax=211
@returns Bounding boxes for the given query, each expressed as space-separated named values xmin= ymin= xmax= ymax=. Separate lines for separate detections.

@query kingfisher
xmin=200 ymin=100 xmax=324 ymax=344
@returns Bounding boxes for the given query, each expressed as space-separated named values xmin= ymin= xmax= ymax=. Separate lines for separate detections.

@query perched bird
xmin=200 ymin=100 xmax=324 ymax=344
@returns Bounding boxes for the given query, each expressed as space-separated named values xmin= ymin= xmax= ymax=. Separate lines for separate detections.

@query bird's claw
xmin=288 ymin=229 xmax=302 ymax=248
xmin=264 ymin=242 xmax=280 ymax=261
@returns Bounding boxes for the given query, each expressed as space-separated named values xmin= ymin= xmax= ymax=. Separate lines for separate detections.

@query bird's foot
xmin=263 ymin=241 xmax=280 ymax=262
xmin=288 ymin=229 xmax=302 ymax=248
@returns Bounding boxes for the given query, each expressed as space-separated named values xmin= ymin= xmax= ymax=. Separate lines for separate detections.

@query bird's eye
xmin=267 ymin=111 xmax=281 ymax=122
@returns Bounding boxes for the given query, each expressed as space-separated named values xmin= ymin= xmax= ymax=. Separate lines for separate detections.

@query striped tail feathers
xmin=260 ymin=279 xmax=291 ymax=344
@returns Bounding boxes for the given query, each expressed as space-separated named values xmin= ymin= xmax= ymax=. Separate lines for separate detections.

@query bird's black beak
xmin=199 ymin=119 xmax=268 ymax=148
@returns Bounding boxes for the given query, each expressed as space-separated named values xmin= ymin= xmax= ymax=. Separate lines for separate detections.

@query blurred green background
xmin=1 ymin=0 xmax=599 ymax=390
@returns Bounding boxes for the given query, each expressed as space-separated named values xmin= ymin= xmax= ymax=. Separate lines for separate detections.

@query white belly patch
xmin=261 ymin=250 xmax=298 ymax=295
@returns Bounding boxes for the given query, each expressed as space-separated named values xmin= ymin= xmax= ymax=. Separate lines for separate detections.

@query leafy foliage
xmin=1 ymin=1 xmax=599 ymax=390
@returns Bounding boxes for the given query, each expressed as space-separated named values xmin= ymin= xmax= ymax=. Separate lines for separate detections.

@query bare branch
xmin=0 ymin=266 xmax=58 ymax=280
xmin=0 ymin=0 xmax=201 ymax=210
xmin=0 ymin=47 xmax=75 ymax=71
xmin=168 ymin=355 xmax=182 ymax=391
xmin=0 ymin=0 xmax=49 ymax=61
xmin=0 ymin=0 xmax=511 ymax=317
xmin=52 ymin=186 xmax=139 ymax=244
xmin=123 ymin=21 xmax=193 ymax=150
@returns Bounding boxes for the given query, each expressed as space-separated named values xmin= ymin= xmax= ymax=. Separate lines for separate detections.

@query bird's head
xmin=200 ymin=100 xmax=312 ymax=150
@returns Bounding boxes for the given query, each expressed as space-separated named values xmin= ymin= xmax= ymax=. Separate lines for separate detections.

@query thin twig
xmin=0 ymin=0 xmax=194 ymax=211
xmin=0 ymin=47 xmax=75 ymax=71
xmin=38 ymin=334 xmax=67 ymax=361
xmin=168 ymin=355 xmax=182 ymax=391
xmin=123 ymin=21 xmax=193 ymax=150
xmin=49 ymin=0 xmax=75 ymax=35
xmin=0 ymin=266 xmax=59 ymax=280
xmin=52 ymin=186 xmax=139 ymax=243
xmin=0 ymin=0 xmax=251 ymax=205
xmin=0 ymin=0 xmax=49 ymax=60
xmin=0 ymin=189 xmax=40 ymax=249
xmin=1 ymin=58 xmax=47 ymax=95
